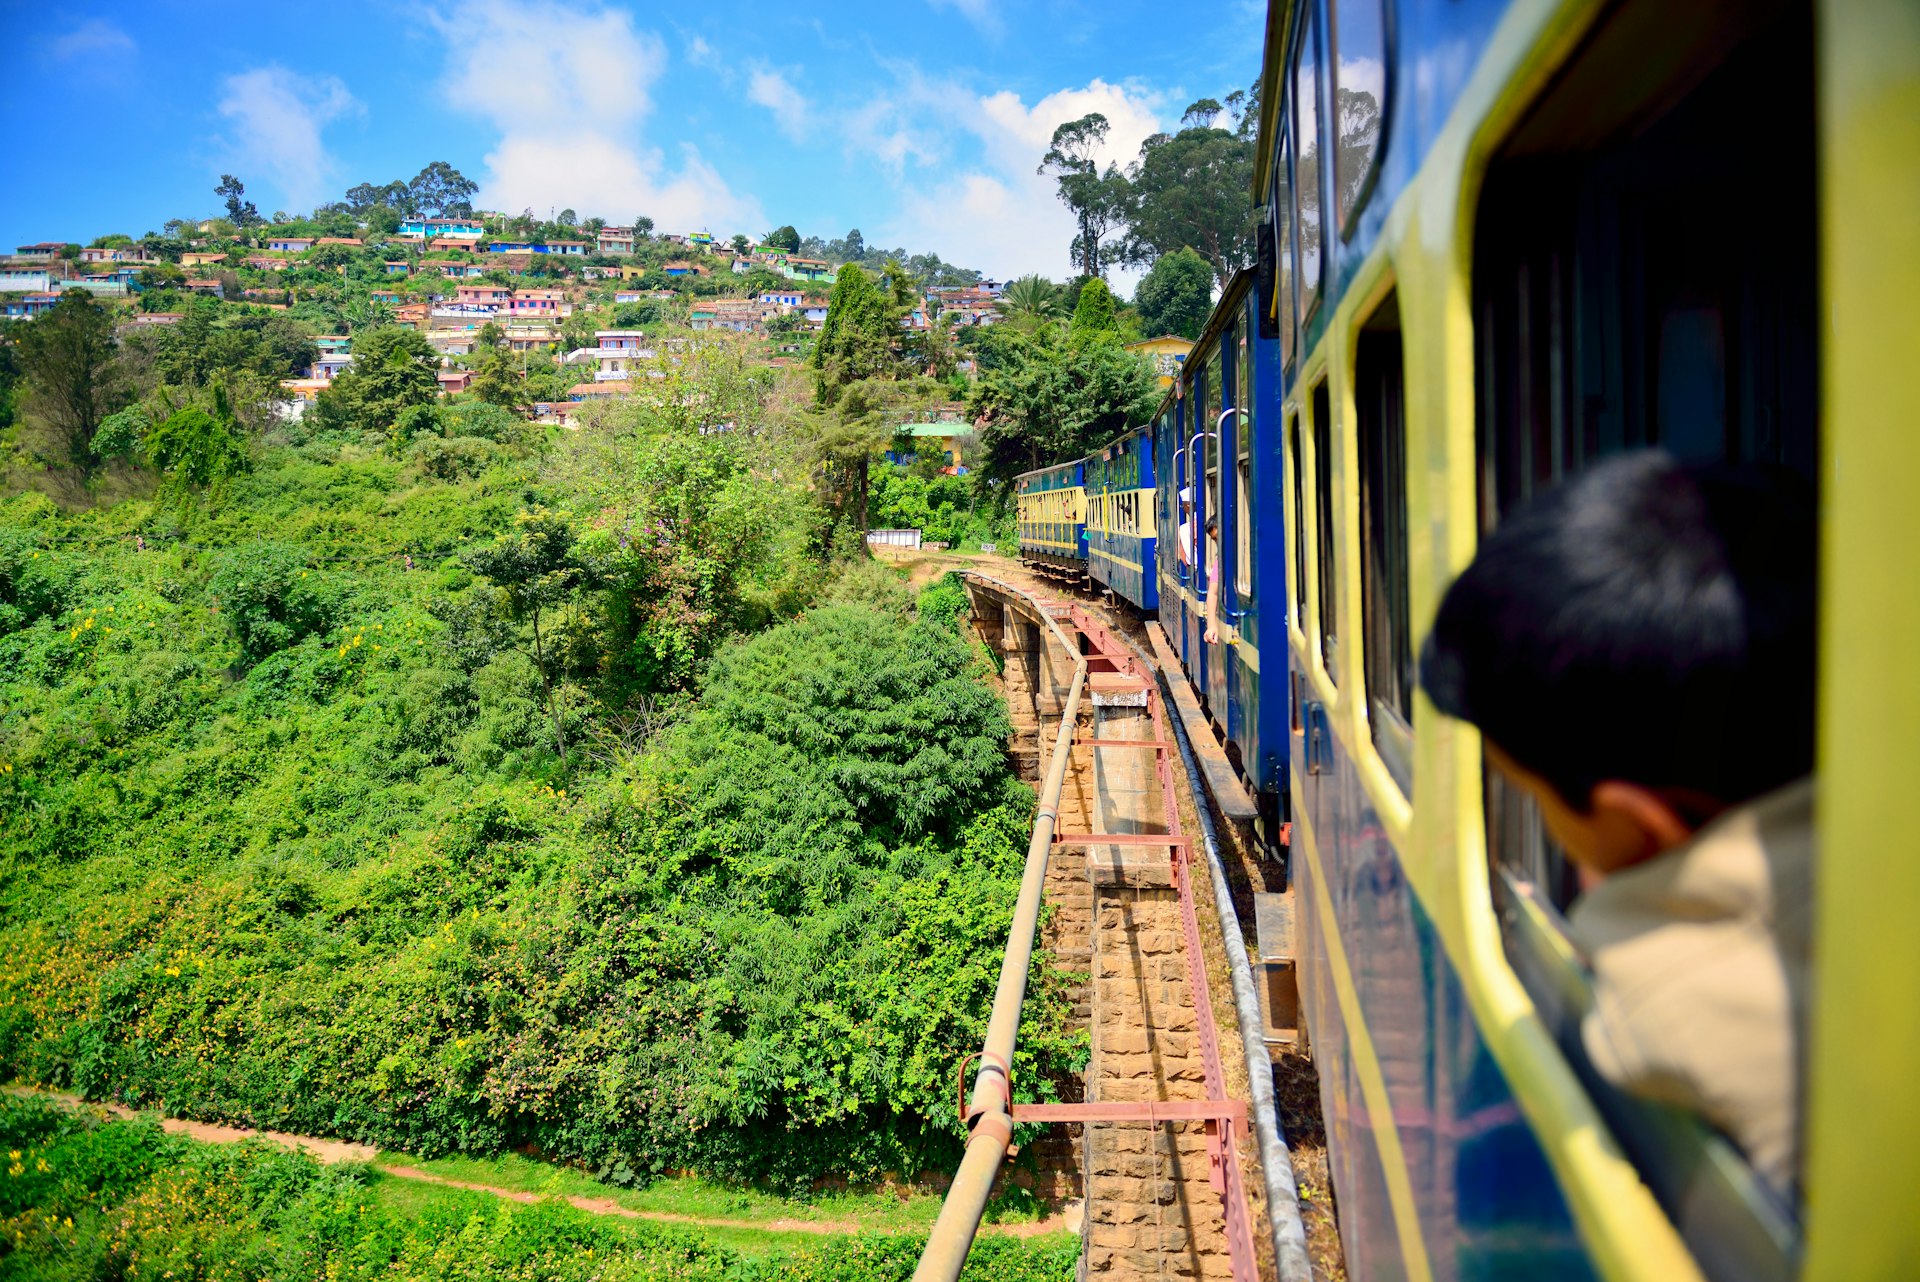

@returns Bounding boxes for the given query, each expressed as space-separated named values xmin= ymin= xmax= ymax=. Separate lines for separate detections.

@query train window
xmin=1469 ymin=2 xmax=1816 ymax=1271
xmin=1205 ymin=347 xmax=1224 ymax=597
xmin=1291 ymin=4 xmax=1323 ymax=325
xmin=1289 ymin=412 xmax=1307 ymax=633
xmin=1311 ymin=380 xmax=1337 ymax=681
xmin=1357 ymin=291 xmax=1411 ymax=789
xmin=1235 ymin=421 xmax=1253 ymax=599
xmin=1329 ymin=0 xmax=1388 ymax=237
xmin=1273 ymin=135 xmax=1297 ymax=362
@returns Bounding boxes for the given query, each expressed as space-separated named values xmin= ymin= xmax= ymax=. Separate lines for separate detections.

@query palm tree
xmin=996 ymin=275 xmax=1062 ymax=323
xmin=344 ymin=298 xmax=396 ymax=332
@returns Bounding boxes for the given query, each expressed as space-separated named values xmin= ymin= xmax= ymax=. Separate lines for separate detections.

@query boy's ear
xmin=1587 ymin=781 xmax=1698 ymax=864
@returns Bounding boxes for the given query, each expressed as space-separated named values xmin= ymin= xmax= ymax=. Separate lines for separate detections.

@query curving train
xmin=1014 ymin=0 xmax=1918 ymax=1279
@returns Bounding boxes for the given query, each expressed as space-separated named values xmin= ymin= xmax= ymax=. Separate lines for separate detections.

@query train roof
xmin=1249 ymin=3 xmax=1299 ymax=200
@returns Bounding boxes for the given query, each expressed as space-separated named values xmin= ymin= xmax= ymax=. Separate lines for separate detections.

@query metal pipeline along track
xmin=914 ymin=570 xmax=1311 ymax=1282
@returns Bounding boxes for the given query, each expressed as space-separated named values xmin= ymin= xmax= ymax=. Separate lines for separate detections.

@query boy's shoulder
xmin=1567 ymin=779 xmax=1814 ymax=1196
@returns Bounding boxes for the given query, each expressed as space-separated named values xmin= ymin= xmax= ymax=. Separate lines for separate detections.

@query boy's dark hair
xmin=1420 ymin=450 xmax=1816 ymax=810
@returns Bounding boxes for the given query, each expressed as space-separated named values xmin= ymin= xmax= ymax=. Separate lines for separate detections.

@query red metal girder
xmin=1009 ymin=1099 xmax=1248 ymax=1124
xmin=1050 ymin=832 xmax=1189 ymax=847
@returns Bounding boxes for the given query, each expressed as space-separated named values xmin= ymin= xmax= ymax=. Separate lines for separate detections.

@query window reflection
xmin=1330 ymin=0 xmax=1387 ymax=234
xmin=1292 ymin=6 xmax=1322 ymax=321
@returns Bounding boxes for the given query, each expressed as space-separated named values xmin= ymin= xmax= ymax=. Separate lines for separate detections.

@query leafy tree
xmin=13 ymin=292 xmax=129 ymax=471
xmin=138 ymin=300 xmax=317 ymax=386
xmin=1038 ymin=114 xmax=1128 ymax=277
xmin=557 ymin=208 xmax=577 ymax=226
xmin=968 ymin=326 xmax=1159 ymax=483
xmin=1117 ymin=98 xmax=1259 ymax=284
xmin=730 ymin=233 xmax=750 ymax=256
xmin=145 ymin=399 xmax=249 ymax=498
xmin=763 ymin=224 xmax=801 ymax=253
xmin=1068 ymin=276 xmax=1119 ymax=343
xmin=633 ymin=215 xmax=655 ymax=239
xmin=463 ymin=508 xmax=592 ymax=757
xmin=1134 ymin=247 xmax=1215 ymax=338
xmin=407 ymin=161 xmax=480 ymax=217
xmin=214 ymin=174 xmax=261 ymax=226
xmin=812 ymin=266 xmax=900 ymax=402
xmin=314 ymin=326 xmax=440 ymax=437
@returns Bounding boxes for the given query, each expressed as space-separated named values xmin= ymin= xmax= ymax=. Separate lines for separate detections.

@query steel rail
xmin=1155 ymin=660 xmax=1316 ymax=1282
xmin=914 ymin=571 xmax=1088 ymax=1282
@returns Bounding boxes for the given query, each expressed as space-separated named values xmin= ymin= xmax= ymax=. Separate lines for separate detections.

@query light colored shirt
xmin=1568 ymin=778 xmax=1814 ymax=1206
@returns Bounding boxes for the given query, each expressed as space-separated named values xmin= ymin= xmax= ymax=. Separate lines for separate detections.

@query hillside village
xmin=0 ymin=184 xmax=1061 ymax=439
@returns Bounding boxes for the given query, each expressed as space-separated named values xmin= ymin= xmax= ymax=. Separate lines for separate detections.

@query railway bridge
xmin=913 ymin=568 xmax=1317 ymax=1282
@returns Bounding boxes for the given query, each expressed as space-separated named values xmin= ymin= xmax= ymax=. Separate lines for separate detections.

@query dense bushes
xmin=0 ymin=424 xmax=1077 ymax=1190
xmin=0 ymin=1097 xmax=1076 ymax=1281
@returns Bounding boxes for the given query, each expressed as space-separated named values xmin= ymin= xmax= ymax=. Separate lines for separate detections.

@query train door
xmin=1186 ymin=363 xmax=1211 ymax=697
xmin=1208 ymin=330 xmax=1236 ymax=732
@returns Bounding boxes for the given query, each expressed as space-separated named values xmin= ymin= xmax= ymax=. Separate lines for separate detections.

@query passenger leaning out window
xmin=1420 ymin=450 xmax=1817 ymax=1208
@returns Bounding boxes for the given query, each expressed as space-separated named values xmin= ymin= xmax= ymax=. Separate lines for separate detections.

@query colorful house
xmin=266 ymin=237 xmax=315 ymax=253
xmin=437 ymin=369 xmax=474 ymax=397
xmin=598 ymin=227 xmax=636 ymax=255
xmin=314 ymin=335 xmax=352 ymax=354
xmin=545 ymin=241 xmax=590 ymax=257
xmin=384 ymin=261 xmax=412 ymax=275
xmin=455 ymin=284 xmax=511 ymax=307
xmin=79 ymin=246 xmax=157 ymax=264
xmin=0 ymin=268 xmax=52 ymax=292
xmin=13 ymin=243 xmax=66 ymax=261
xmin=309 ymin=354 xmax=354 ymax=381
xmin=504 ymin=289 xmax=565 ymax=319
xmin=398 ymin=218 xmax=484 ymax=240
xmin=887 ymin=422 xmax=970 ymax=474
xmin=782 ymin=257 xmax=835 ymax=283
xmin=3 ymin=293 xmax=61 ymax=318
xmin=1123 ymin=335 xmax=1195 ymax=388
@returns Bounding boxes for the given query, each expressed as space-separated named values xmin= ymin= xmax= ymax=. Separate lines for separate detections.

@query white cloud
xmin=748 ymin=67 xmax=811 ymax=141
xmin=52 ymin=19 xmax=135 ymax=60
xmin=866 ymin=76 xmax=1167 ymax=287
xmin=216 ymin=66 xmax=361 ymax=212
xmin=436 ymin=0 xmax=765 ymax=234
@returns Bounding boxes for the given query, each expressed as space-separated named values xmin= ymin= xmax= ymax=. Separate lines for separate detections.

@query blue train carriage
xmin=1254 ymin=0 xmax=1914 ymax=1279
xmin=1152 ymin=267 xmax=1291 ymax=845
xmin=1013 ymin=459 xmax=1087 ymax=579
xmin=1085 ymin=423 xmax=1158 ymax=611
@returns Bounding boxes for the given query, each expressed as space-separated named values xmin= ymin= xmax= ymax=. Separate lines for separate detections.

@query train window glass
xmin=1274 ymin=136 xmax=1296 ymax=363
xmin=1205 ymin=347 xmax=1224 ymax=599
xmin=1289 ymin=412 xmax=1307 ymax=633
xmin=1235 ymin=426 xmax=1253 ymax=600
xmin=1311 ymin=380 xmax=1337 ymax=681
xmin=1357 ymin=291 xmax=1412 ymax=790
xmin=1292 ymin=5 xmax=1323 ymax=325
xmin=1329 ymin=0 xmax=1388 ymax=237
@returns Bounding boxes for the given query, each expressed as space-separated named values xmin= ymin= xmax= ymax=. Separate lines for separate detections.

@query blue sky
xmin=2 ymin=0 xmax=1266 ymax=288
